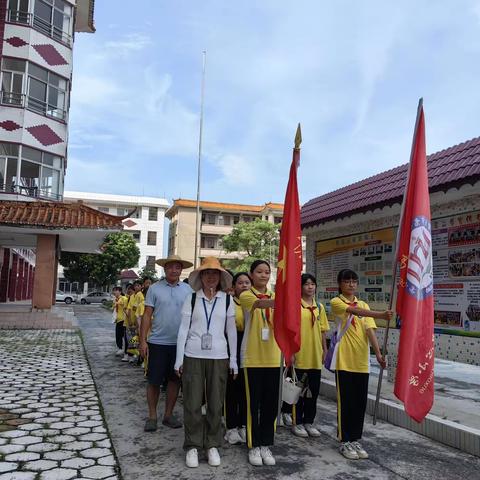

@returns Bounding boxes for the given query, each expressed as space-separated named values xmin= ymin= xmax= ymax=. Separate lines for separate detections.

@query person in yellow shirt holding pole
xmin=329 ymin=268 xmax=392 ymax=460
xmin=291 ymin=273 xmax=329 ymax=438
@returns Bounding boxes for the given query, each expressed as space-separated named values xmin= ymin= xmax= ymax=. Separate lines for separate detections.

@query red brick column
xmin=8 ymin=253 xmax=18 ymax=302
xmin=27 ymin=266 xmax=34 ymax=299
xmin=22 ymin=262 xmax=29 ymax=300
xmin=32 ymin=235 xmax=57 ymax=309
xmin=0 ymin=248 xmax=10 ymax=303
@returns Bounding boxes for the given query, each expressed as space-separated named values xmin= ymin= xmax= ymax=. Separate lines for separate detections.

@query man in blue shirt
xmin=140 ymin=255 xmax=193 ymax=432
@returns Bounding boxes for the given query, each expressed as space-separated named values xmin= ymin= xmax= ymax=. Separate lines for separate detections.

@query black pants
xmin=336 ymin=370 xmax=369 ymax=442
xmin=295 ymin=369 xmax=321 ymax=425
xmin=115 ymin=321 xmax=125 ymax=350
xmin=225 ymin=369 xmax=246 ymax=429
xmin=244 ymin=367 xmax=280 ymax=448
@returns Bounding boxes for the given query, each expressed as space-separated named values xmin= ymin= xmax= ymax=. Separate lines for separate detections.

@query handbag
xmin=324 ymin=314 xmax=354 ymax=373
xmin=282 ymin=367 xmax=303 ymax=405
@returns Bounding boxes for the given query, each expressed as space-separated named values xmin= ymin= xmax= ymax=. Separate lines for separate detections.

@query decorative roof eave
xmin=0 ymin=200 xmax=125 ymax=230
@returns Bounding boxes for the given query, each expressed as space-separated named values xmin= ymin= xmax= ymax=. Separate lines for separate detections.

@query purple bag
xmin=324 ymin=314 xmax=353 ymax=373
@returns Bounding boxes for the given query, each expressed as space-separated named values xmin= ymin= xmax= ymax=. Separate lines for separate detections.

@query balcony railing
xmin=1 ymin=91 xmax=66 ymax=121
xmin=6 ymin=9 xmax=72 ymax=47
xmin=0 ymin=183 xmax=63 ymax=201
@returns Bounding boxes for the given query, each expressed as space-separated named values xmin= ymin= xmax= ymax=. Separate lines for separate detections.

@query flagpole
xmin=373 ymin=98 xmax=424 ymax=425
xmin=193 ymin=51 xmax=206 ymax=269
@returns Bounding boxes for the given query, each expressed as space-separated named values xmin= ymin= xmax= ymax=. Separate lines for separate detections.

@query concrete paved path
xmin=75 ymin=304 xmax=480 ymax=480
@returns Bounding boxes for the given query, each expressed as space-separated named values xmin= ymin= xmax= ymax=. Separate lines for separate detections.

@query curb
xmin=320 ymin=378 xmax=480 ymax=458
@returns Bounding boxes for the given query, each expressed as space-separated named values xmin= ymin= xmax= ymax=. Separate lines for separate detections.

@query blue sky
xmin=66 ymin=0 xmax=480 ymax=206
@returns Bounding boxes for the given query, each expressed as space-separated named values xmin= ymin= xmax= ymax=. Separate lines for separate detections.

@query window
xmin=0 ymin=143 xmax=19 ymax=192
xmin=7 ymin=0 xmax=30 ymax=23
xmin=1 ymin=58 xmax=26 ymax=105
xmin=147 ymin=231 xmax=157 ymax=246
xmin=131 ymin=207 xmax=141 ymax=219
xmin=233 ymin=215 xmax=240 ymax=224
xmin=33 ymin=0 xmax=72 ymax=45
xmin=97 ymin=207 xmax=110 ymax=213
xmin=27 ymin=63 xmax=67 ymax=120
xmin=146 ymin=256 xmax=156 ymax=269
xmin=206 ymin=213 xmax=216 ymax=225
xmin=117 ymin=208 xmax=127 ymax=216
xmin=218 ymin=215 xmax=231 ymax=226
xmin=148 ymin=207 xmax=158 ymax=221
xmin=274 ymin=217 xmax=282 ymax=224
xmin=128 ymin=230 xmax=141 ymax=243
xmin=201 ymin=235 xmax=222 ymax=249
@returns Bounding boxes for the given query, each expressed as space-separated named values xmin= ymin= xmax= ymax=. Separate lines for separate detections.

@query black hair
xmin=143 ymin=276 xmax=153 ymax=283
xmin=301 ymin=273 xmax=317 ymax=287
xmin=232 ymin=272 xmax=251 ymax=286
xmin=112 ymin=286 xmax=123 ymax=294
xmin=337 ymin=269 xmax=359 ymax=293
xmin=133 ymin=280 xmax=142 ymax=287
xmin=182 ymin=278 xmax=189 ymax=284
xmin=249 ymin=259 xmax=271 ymax=274
xmin=225 ymin=269 xmax=235 ymax=278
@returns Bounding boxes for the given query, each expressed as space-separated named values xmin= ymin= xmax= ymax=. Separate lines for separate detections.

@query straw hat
xmin=188 ymin=257 xmax=233 ymax=291
xmin=155 ymin=254 xmax=193 ymax=269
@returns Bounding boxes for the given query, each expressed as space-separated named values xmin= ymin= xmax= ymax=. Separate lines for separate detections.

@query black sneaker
xmin=144 ymin=418 xmax=158 ymax=432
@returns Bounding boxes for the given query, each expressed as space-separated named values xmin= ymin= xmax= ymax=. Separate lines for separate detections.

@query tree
xmin=221 ymin=219 xmax=280 ymax=272
xmin=60 ymin=232 xmax=140 ymax=287
xmin=137 ymin=266 xmax=160 ymax=283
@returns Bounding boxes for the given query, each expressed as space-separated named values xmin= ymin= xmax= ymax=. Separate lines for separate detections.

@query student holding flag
xmin=240 ymin=259 xmax=280 ymax=467
xmin=330 ymin=269 xmax=392 ymax=460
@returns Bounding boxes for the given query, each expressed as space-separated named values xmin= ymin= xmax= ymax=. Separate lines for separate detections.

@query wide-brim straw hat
xmin=188 ymin=256 xmax=233 ymax=291
xmin=155 ymin=254 xmax=193 ymax=269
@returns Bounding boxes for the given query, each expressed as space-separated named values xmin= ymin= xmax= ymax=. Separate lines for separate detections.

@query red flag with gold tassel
xmin=274 ymin=124 xmax=303 ymax=366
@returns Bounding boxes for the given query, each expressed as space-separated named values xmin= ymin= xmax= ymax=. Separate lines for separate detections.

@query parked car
xmin=79 ymin=291 xmax=112 ymax=305
xmin=56 ymin=290 xmax=76 ymax=305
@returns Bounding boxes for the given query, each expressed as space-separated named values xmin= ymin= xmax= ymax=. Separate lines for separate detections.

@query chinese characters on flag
xmin=274 ymin=124 xmax=303 ymax=365
xmin=394 ymin=101 xmax=435 ymax=423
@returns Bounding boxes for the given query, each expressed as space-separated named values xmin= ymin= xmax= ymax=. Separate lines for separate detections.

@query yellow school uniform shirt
xmin=239 ymin=287 xmax=281 ymax=368
xmin=233 ymin=297 xmax=244 ymax=331
xmin=295 ymin=300 xmax=330 ymax=370
xmin=330 ymin=294 xmax=377 ymax=373
xmin=133 ymin=291 xmax=145 ymax=318
xmin=126 ymin=294 xmax=136 ymax=327
xmin=113 ymin=295 xmax=128 ymax=323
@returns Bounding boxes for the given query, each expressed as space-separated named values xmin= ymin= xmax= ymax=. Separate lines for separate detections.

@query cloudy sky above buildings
xmin=66 ymin=0 xmax=480 ymax=206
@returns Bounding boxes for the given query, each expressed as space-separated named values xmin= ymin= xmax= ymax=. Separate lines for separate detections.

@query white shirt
xmin=175 ymin=290 xmax=238 ymax=373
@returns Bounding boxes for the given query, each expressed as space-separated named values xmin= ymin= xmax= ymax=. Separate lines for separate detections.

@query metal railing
xmin=6 ymin=9 xmax=72 ymax=47
xmin=0 ymin=183 xmax=63 ymax=201
xmin=1 ymin=90 xmax=66 ymax=121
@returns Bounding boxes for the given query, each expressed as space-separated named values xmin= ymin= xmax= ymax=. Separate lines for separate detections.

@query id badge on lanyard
xmin=260 ymin=310 xmax=270 ymax=341
xmin=201 ymin=297 xmax=217 ymax=350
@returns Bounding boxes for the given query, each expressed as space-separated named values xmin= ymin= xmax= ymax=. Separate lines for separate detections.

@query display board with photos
xmin=315 ymin=228 xmax=395 ymax=320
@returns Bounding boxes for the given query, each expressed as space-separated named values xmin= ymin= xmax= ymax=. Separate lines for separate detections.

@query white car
xmin=56 ymin=290 xmax=76 ymax=305
xmin=79 ymin=291 xmax=111 ymax=305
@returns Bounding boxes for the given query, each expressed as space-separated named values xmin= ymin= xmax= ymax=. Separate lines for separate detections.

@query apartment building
xmin=165 ymin=198 xmax=284 ymax=277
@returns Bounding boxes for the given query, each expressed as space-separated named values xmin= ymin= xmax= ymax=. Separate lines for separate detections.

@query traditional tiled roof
xmin=119 ymin=269 xmax=138 ymax=280
xmin=166 ymin=198 xmax=283 ymax=218
xmin=0 ymin=200 xmax=126 ymax=229
xmin=301 ymin=136 xmax=480 ymax=228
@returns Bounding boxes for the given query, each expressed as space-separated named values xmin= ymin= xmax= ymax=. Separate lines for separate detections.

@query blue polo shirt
xmin=145 ymin=279 xmax=192 ymax=345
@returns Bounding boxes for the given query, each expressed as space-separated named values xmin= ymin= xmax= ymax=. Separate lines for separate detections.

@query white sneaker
xmin=207 ymin=447 xmax=221 ymax=467
xmin=339 ymin=442 xmax=359 ymax=460
xmin=304 ymin=424 xmax=321 ymax=437
xmin=248 ymin=447 xmax=263 ymax=466
xmin=282 ymin=413 xmax=293 ymax=426
xmin=186 ymin=448 xmax=198 ymax=468
xmin=238 ymin=426 xmax=246 ymax=443
xmin=115 ymin=348 xmax=123 ymax=356
xmin=121 ymin=354 xmax=129 ymax=362
xmin=224 ymin=428 xmax=242 ymax=445
xmin=260 ymin=446 xmax=276 ymax=466
xmin=292 ymin=424 xmax=309 ymax=438
xmin=351 ymin=441 xmax=369 ymax=459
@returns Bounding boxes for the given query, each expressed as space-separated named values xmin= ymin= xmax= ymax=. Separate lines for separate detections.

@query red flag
xmin=394 ymin=100 xmax=434 ymax=422
xmin=274 ymin=124 xmax=303 ymax=366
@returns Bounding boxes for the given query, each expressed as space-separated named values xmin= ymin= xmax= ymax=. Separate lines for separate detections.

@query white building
xmin=58 ymin=191 xmax=169 ymax=291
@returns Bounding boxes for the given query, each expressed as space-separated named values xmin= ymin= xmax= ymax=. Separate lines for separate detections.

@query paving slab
xmin=76 ymin=305 xmax=480 ymax=480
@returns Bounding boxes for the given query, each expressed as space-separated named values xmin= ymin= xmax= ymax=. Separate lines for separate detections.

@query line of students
xmin=112 ymin=277 xmax=152 ymax=364
xmin=173 ymin=257 xmax=392 ymax=468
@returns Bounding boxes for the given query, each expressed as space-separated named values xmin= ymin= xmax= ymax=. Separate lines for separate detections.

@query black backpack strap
xmin=226 ymin=294 xmax=230 ymax=312
xmin=189 ymin=292 xmax=196 ymax=329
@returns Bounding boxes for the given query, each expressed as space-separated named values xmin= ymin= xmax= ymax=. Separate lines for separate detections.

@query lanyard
xmin=202 ymin=297 xmax=218 ymax=333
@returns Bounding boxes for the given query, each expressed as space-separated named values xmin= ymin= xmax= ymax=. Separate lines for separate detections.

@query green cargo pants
xmin=182 ymin=356 xmax=229 ymax=450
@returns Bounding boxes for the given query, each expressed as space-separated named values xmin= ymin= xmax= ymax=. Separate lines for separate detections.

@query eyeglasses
xmin=341 ymin=279 xmax=358 ymax=285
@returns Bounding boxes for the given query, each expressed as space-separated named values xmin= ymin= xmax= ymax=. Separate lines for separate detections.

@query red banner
xmin=394 ymin=101 xmax=434 ymax=422
xmin=274 ymin=126 xmax=303 ymax=365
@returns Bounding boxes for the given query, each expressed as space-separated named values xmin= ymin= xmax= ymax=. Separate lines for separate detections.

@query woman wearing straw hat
xmin=175 ymin=257 xmax=237 ymax=468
